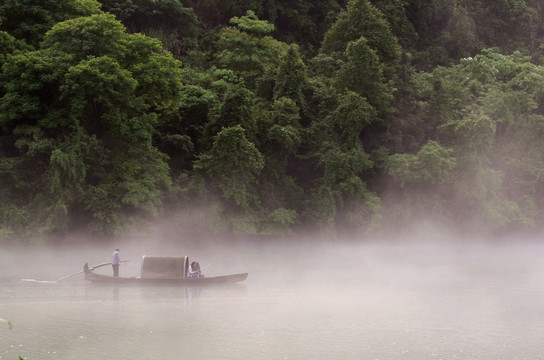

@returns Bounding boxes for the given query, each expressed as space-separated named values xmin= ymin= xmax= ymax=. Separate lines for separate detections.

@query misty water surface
xmin=2 ymin=237 xmax=544 ymax=359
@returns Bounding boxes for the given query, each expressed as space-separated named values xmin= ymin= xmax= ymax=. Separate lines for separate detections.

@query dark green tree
xmin=194 ymin=125 xmax=264 ymax=233
xmin=214 ymin=10 xmax=289 ymax=88
xmin=0 ymin=0 xmax=101 ymax=46
xmin=100 ymin=0 xmax=199 ymax=58
xmin=321 ymin=0 xmax=401 ymax=78
xmin=265 ymin=0 xmax=344 ymax=56
xmin=273 ymin=45 xmax=307 ymax=109
xmin=0 ymin=32 xmax=31 ymax=71
xmin=384 ymin=49 xmax=544 ymax=233
xmin=255 ymin=97 xmax=304 ymax=234
xmin=301 ymin=87 xmax=382 ymax=233
xmin=0 ymin=13 xmax=182 ymax=238
xmin=203 ymin=82 xmax=257 ymax=146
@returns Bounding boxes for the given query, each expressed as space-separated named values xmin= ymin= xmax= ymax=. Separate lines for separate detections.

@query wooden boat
xmin=83 ymin=256 xmax=248 ymax=285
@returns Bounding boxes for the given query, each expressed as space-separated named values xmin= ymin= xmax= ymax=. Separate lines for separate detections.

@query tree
xmin=301 ymin=87 xmax=381 ymax=233
xmin=264 ymin=0 xmax=343 ymax=56
xmin=335 ymin=37 xmax=394 ymax=113
xmin=40 ymin=13 xmax=126 ymax=61
xmin=317 ymin=0 xmax=400 ymax=155
xmin=214 ymin=10 xmax=289 ymax=87
xmin=385 ymin=140 xmax=456 ymax=188
xmin=99 ymin=0 xmax=199 ymax=58
xmin=384 ymin=48 xmax=544 ymax=232
xmin=321 ymin=0 xmax=401 ymax=78
xmin=193 ymin=125 xmax=264 ymax=233
xmin=0 ymin=32 xmax=31 ymax=72
xmin=203 ymin=82 xmax=257 ymax=146
xmin=0 ymin=13 xmax=182 ymax=238
xmin=273 ymin=45 xmax=307 ymax=108
xmin=255 ymin=97 xmax=304 ymax=233
xmin=0 ymin=0 xmax=101 ymax=46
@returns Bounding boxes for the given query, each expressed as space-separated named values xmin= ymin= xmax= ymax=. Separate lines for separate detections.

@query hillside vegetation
xmin=2 ymin=0 xmax=544 ymax=241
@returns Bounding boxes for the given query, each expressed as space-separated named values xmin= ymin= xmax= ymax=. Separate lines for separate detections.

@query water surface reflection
xmin=1 ymin=241 xmax=544 ymax=359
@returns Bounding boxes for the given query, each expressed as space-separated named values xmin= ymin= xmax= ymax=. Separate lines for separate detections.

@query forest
xmin=1 ymin=0 xmax=544 ymax=242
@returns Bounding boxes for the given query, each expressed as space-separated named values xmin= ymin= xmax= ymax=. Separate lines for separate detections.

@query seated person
xmin=188 ymin=261 xmax=203 ymax=278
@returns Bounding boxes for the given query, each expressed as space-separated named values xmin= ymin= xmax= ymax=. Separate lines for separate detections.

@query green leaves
xmin=0 ymin=0 xmax=101 ymax=46
xmin=4 ymin=0 xmax=544 ymax=239
xmin=49 ymin=147 xmax=87 ymax=195
xmin=0 ymin=49 xmax=73 ymax=133
xmin=320 ymin=146 xmax=373 ymax=192
xmin=273 ymin=45 xmax=307 ymax=107
xmin=385 ymin=48 xmax=544 ymax=231
xmin=0 ymin=31 xmax=31 ymax=70
xmin=0 ymin=11 xmax=179 ymax=237
xmin=41 ymin=13 xmax=127 ymax=61
xmin=63 ymin=56 xmax=137 ymax=117
xmin=195 ymin=126 xmax=264 ymax=209
xmin=385 ymin=140 xmax=456 ymax=188
xmin=229 ymin=10 xmax=274 ymax=34
xmin=321 ymin=0 xmax=401 ymax=70
xmin=215 ymin=11 xmax=289 ymax=85
xmin=131 ymin=52 xmax=183 ymax=112
xmin=328 ymin=92 xmax=377 ymax=147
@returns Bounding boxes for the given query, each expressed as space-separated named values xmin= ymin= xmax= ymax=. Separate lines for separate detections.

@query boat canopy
xmin=140 ymin=256 xmax=188 ymax=279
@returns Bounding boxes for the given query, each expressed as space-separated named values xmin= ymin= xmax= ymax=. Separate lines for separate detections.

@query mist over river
xmin=2 ymin=235 xmax=544 ymax=359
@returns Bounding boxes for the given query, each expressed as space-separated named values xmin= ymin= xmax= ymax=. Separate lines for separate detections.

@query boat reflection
xmin=84 ymin=281 xmax=248 ymax=302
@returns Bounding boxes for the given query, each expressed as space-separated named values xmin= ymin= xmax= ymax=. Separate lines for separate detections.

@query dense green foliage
xmin=2 ymin=0 xmax=544 ymax=241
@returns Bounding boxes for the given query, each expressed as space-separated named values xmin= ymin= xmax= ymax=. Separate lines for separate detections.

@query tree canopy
xmin=2 ymin=0 xmax=544 ymax=242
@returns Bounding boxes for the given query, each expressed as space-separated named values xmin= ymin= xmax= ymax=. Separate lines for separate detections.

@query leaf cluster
xmin=3 ymin=0 xmax=544 ymax=241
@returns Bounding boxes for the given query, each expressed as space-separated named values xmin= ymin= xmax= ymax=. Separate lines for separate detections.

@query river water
xmin=1 ymin=239 xmax=544 ymax=359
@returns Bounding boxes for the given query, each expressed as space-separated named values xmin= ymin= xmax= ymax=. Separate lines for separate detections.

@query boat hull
xmin=83 ymin=263 xmax=248 ymax=285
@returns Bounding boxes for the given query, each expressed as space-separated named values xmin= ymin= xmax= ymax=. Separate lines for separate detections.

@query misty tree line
xmin=2 ymin=0 xmax=544 ymax=241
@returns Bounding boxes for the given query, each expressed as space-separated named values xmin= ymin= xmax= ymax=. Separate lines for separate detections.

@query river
xmin=1 ymin=238 xmax=544 ymax=359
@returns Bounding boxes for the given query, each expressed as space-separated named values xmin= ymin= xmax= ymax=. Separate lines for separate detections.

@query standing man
xmin=112 ymin=248 xmax=120 ymax=277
